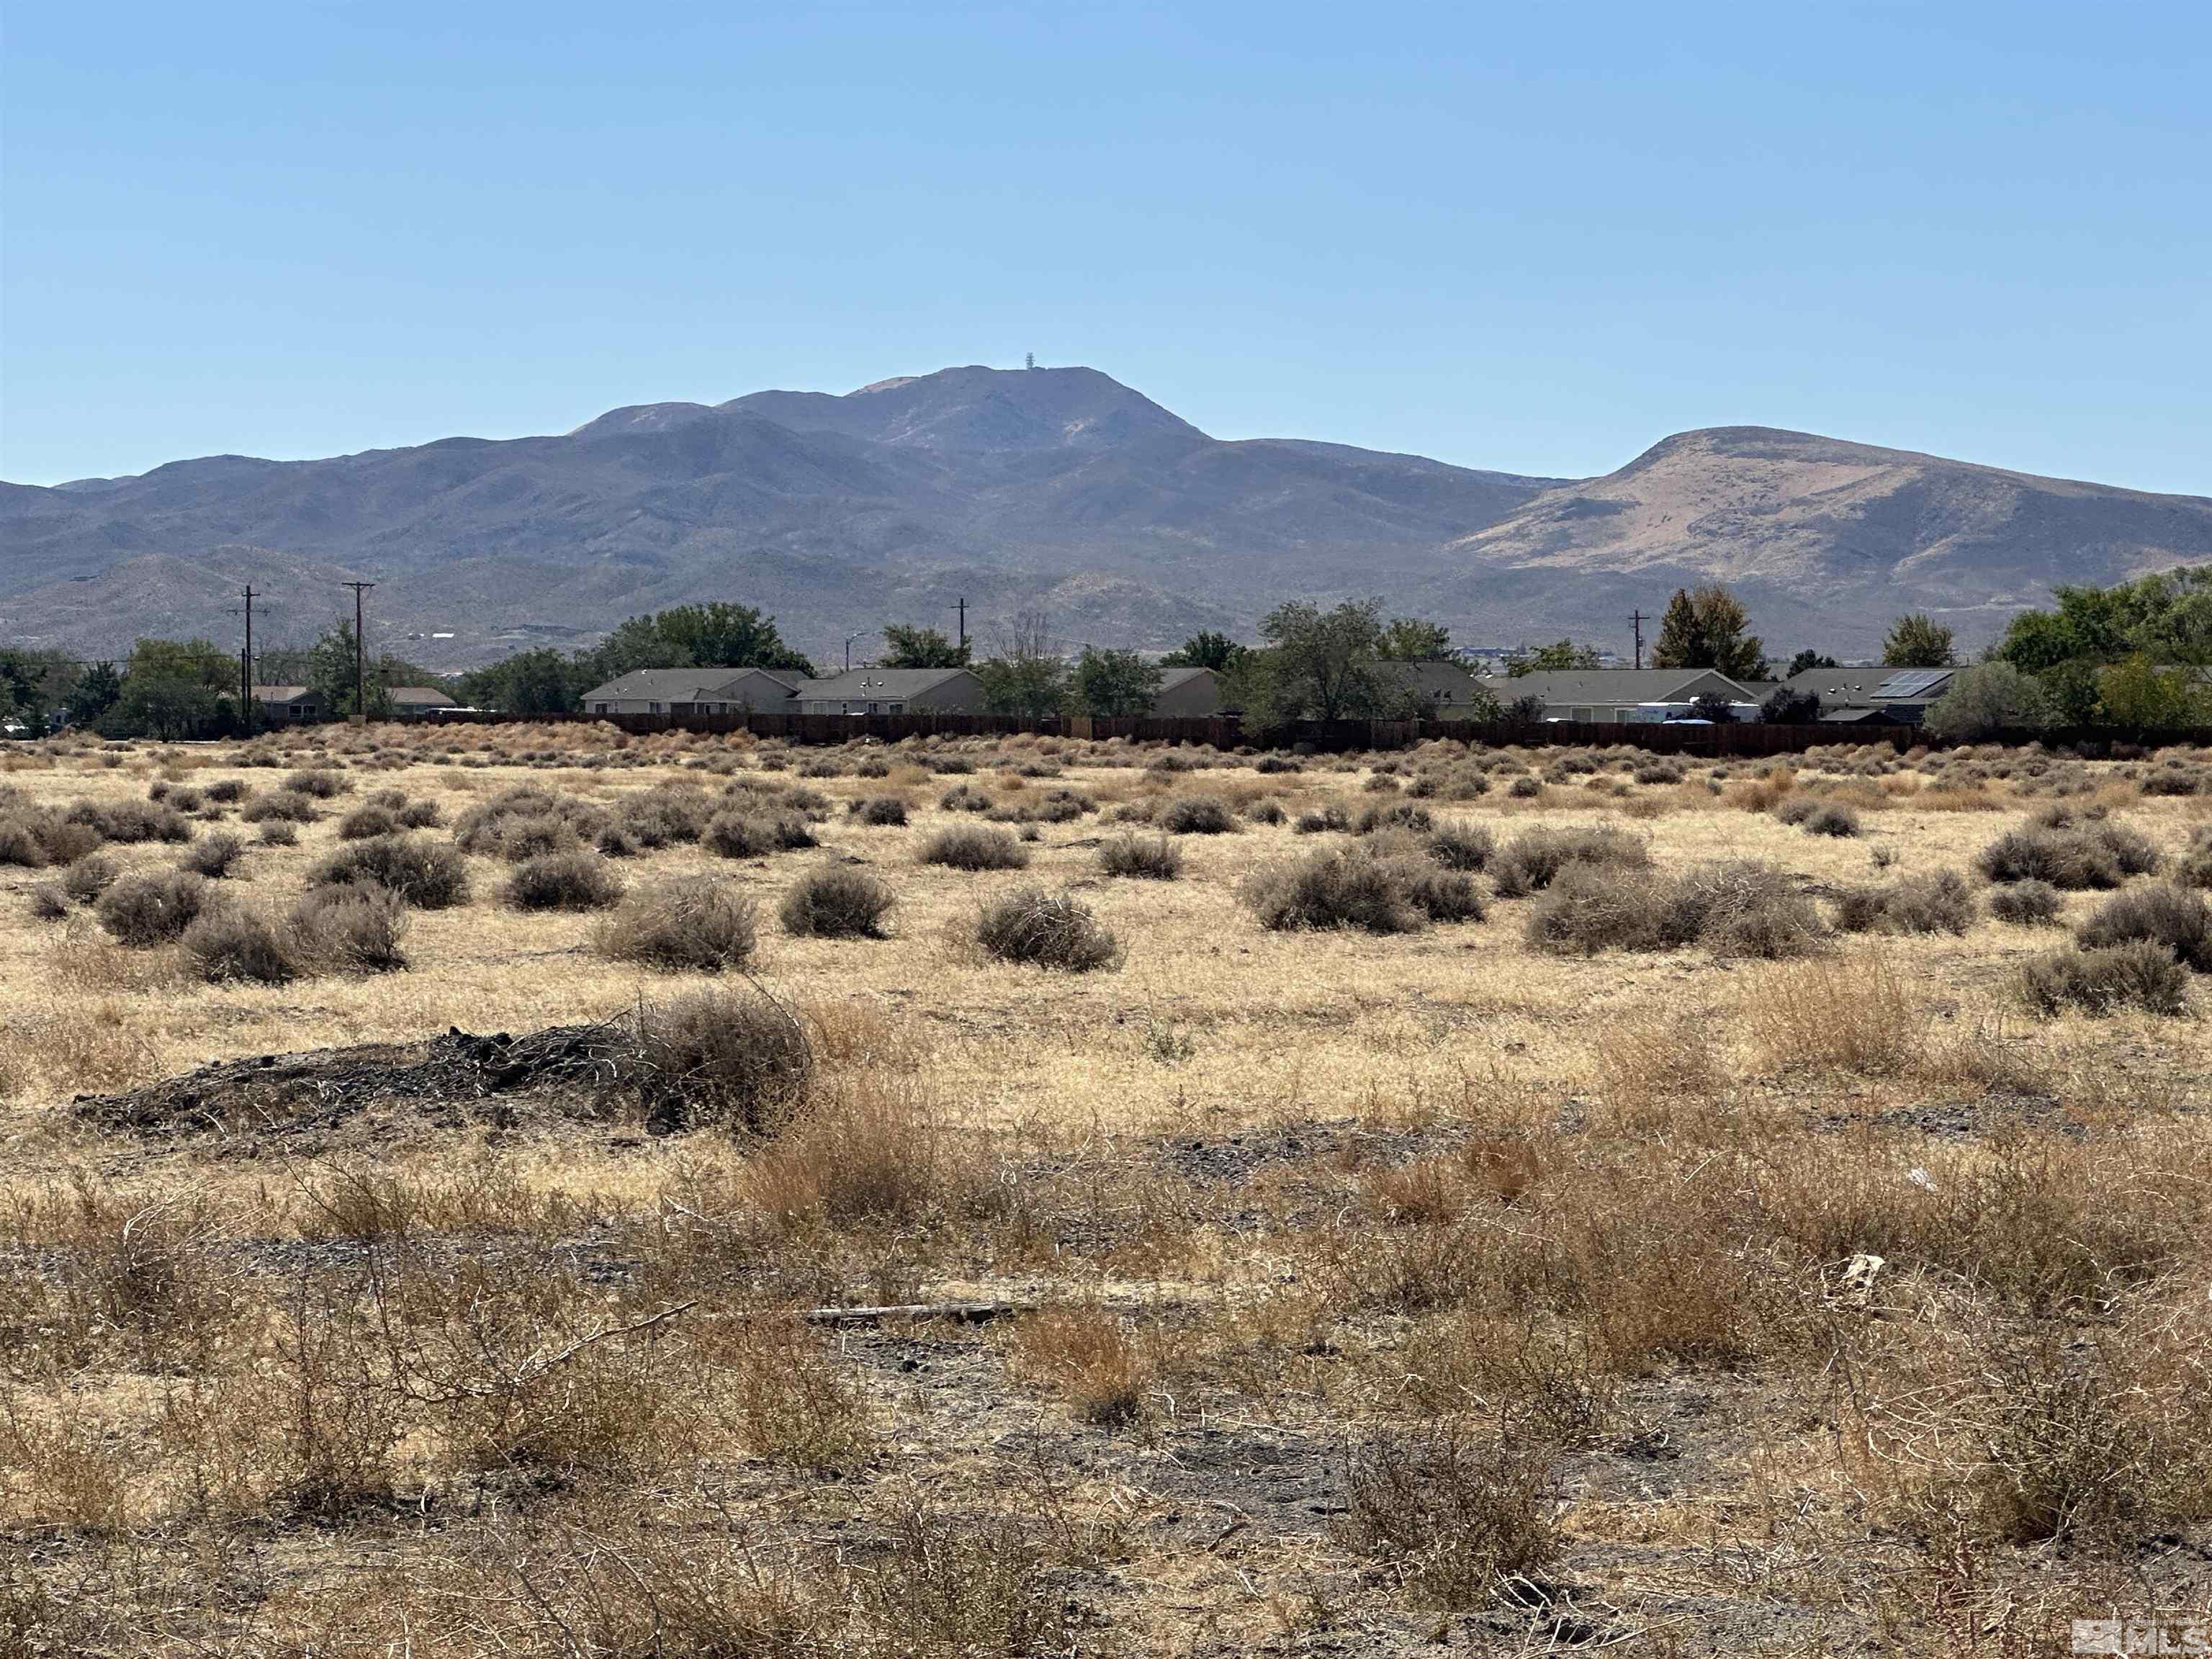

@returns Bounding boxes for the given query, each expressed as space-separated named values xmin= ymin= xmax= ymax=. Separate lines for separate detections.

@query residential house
xmin=387 ymin=686 xmax=457 ymax=720
xmin=1381 ymin=659 xmax=1490 ymax=719
xmin=579 ymin=667 xmax=808 ymax=716
xmin=1497 ymin=667 xmax=1768 ymax=722
xmin=792 ymin=667 xmax=988 ymax=716
xmin=1147 ymin=666 xmax=1221 ymax=717
xmin=251 ymin=684 xmax=327 ymax=723
xmin=1778 ymin=665 xmax=1956 ymax=724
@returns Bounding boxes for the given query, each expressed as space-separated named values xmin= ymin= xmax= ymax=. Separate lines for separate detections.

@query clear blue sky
xmin=4 ymin=3 xmax=2207 ymax=493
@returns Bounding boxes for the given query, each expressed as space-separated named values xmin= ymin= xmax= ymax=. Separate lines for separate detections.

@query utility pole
xmin=240 ymin=585 xmax=258 ymax=733
xmin=954 ymin=596 xmax=967 ymax=657
xmin=844 ymin=631 xmax=866 ymax=673
xmin=1631 ymin=608 xmax=1649 ymax=671
xmin=341 ymin=581 xmax=375 ymax=723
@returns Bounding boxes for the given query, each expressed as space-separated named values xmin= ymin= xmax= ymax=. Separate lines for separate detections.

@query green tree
xmin=1161 ymin=630 xmax=1246 ymax=673
xmin=1762 ymin=686 xmax=1822 ymax=723
xmin=1071 ymin=647 xmax=1164 ymax=716
xmin=880 ymin=624 xmax=970 ymax=669
xmin=307 ymin=619 xmax=392 ymax=719
xmin=459 ymin=648 xmax=590 ymax=715
xmin=974 ymin=608 xmax=1071 ymax=719
xmin=587 ymin=602 xmax=814 ymax=680
xmin=1923 ymin=663 xmax=2051 ymax=741
xmin=2095 ymin=655 xmax=2208 ymax=727
xmin=68 ymin=661 xmax=123 ymax=727
xmin=1784 ymin=649 xmax=1838 ymax=678
xmin=1251 ymin=598 xmax=1395 ymax=722
xmin=1378 ymin=617 xmax=1452 ymax=661
xmin=1882 ymin=613 xmax=1957 ymax=668
xmin=0 ymin=649 xmax=73 ymax=730
xmin=1650 ymin=585 xmax=1766 ymax=680
xmin=1504 ymin=639 xmax=1603 ymax=677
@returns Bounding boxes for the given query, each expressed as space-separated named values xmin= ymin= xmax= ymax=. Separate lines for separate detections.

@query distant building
xmin=387 ymin=686 xmax=457 ymax=720
xmin=1778 ymin=666 xmax=1956 ymax=724
xmin=251 ymin=684 xmax=326 ymax=722
xmin=1498 ymin=667 xmax=1767 ymax=722
xmin=579 ymin=667 xmax=809 ymax=716
xmin=1382 ymin=659 xmax=1488 ymax=719
xmin=1147 ymin=666 xmax=1220 ymax=717
xmin=791 ymin=667 xmax=988 ymax=716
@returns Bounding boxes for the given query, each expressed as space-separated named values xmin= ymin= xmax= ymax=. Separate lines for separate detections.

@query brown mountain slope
xmin=4 ymin=375 xmax=2208 ymax=667
xmin=1418 ymin=426 xmax=2212 ymax=654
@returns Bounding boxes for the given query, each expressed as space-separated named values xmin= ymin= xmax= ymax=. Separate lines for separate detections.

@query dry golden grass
xmin=4 ymin=724 xmax=2211 ymax=1653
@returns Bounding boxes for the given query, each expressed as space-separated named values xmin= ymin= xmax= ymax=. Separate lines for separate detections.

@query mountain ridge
xmin=4 ymin=366 xmax=2208 ymax=669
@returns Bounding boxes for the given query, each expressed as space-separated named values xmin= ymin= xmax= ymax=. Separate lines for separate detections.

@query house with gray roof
xmin=1778 ymin=665 xmax=1956 ymax=724
xmin=1148 ymin=666 xmax=1220 ymax=716
xmin=1380 ymin=659 xmax=1492 ymax=719
xmin=251 ymin=684 xmax=326 ymax=722
xmin=388 ymin=685 xmax=457 ymax=720
xmin=792 ymin=667 xmax=986 ymax=716
xmin=1498 ymin=667 xmax=1766 ymax=722
xmin=580 ymin=666 xmax=809 ymax=716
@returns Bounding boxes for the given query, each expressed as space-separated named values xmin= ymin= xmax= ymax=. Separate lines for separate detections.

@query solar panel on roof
xmin=1876 ymin=670 xmax=1948 ymax=698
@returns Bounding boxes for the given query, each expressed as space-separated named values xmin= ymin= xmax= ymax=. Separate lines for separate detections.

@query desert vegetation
xmin=3 ymin=724 xmax=2211 ymax=1653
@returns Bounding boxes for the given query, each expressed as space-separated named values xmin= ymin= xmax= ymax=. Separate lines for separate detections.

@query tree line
xmin=12 ymin=569 xmax=2211 ymax=739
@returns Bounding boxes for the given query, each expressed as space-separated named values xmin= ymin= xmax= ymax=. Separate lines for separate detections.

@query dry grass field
xmin=4 ymin=722 xmax=2212 ymax=1655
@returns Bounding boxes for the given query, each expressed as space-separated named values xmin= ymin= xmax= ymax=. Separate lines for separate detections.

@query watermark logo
xmin=2073 ymin=1620 xmax=2210 ymax=1655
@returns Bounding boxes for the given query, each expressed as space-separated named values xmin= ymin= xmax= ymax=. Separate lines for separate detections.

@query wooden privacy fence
xmin=425 ymin=706 xmax=2212 ymax=757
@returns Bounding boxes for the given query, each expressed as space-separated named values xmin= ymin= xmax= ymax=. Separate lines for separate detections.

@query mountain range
xmin=5 ymin=364 xmax=2210 ymax=670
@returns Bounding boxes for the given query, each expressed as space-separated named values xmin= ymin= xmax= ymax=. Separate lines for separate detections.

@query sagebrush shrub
xmin=290 ymin=885 xmax=409 ymax=973
xmin=1426 ymin=822 xmax=1494 ymax=871
xmin=596 ymin=877 xmax=757 ymax=972
xmin=1241 ymin=849 xmax=1424 ymax=934
xmin=337 ymin=804 xmax=400 ymax=841
xmin=1491 ymin=826 xmax=1650 ymax=898
xmin=920 ymin=824 xmax=1029 ymax=871
xmin=179 ymin=832 xmax=245 ymax=879
xmin=780 ymin=867 xmax=895 ymax=938
xmin=1833 ymin=869 xmax=1977 ymax=935
xmin=240 ymin=790 xmax=321 ymax=825
xmin=1098 ymin=834 xmax=1182 ymax=880
xmin=1979 ymin=817 xmax=2161 ymax=889
xmin=1990 ymin=880 xmax=2064 ymax=926
xmin=1802 ymin=803 xmax=1863 ymax=838
xmin=975 ymin=889 xmax=1120 ymax=971
xmin=1527 ymin=861 xmax=1822 ymax=958
xmin=1159 ymin=796 xmax=1237 ymax=835
xmin=96 ymin=870 xmax=210 ymax=946
xmin=284 ymin=768 xmax=349 ymax=799
xmin=64 ymin=799 xmax=193 ymax=844
xmin=182 ymin=905 xmax=302 ymax=985
xmin=2020 ymin=942 xmax=2188 ymax=1017
xmin=505 ymin=851 xmax=625 ymax=912
xmin=308 ymin=835 xmax=469 ymax=909
xmin=706 ymin=810 xmax=817 ymax=859
xmin=1357 ymin=801 xmax=1433 ymax=836
xmin=2074 ymin=883 xmax=2212 ymax=972
xmin=62 ymin=854 xmax=118 ymax=904
xmin=848 ymin=796 xmax=909 ymax=827
xmin=637 ymin=987 xmax=813 ymax=1133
